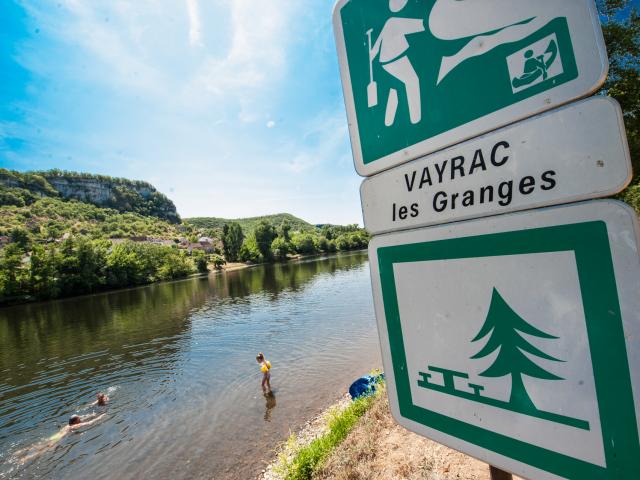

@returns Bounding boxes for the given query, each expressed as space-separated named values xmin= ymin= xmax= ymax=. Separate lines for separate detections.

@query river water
xmin=0 ymin=251 xmax=381 ymax=479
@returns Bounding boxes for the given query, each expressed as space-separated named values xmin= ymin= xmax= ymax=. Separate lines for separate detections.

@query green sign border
xmin=378 ymin=221 xmax=639 ymax=478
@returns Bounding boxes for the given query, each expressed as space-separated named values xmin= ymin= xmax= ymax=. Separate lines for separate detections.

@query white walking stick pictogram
xmin=366 ymin=28 xmax=378 ymax=108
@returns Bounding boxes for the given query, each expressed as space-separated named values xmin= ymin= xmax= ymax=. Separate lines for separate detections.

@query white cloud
xmin=266 ymin=120 xmax=276 ymax=128
xmin=19 ymin=0 xmax=298 ymax=114
xmin=192 ymin=0 xmax=297 ymax=97
xmin=280 ymin=109 xmax=351 ymax=174
xmin=185 ymin=0 xmax=203 ymax=47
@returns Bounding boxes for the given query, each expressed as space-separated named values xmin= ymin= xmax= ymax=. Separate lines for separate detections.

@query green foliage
xmin=0 ymin=168 xmax=180 ymax=223
xmin=619 ymin=177 xmax=640 ymax=212
xmin=0 ymin=168 xmax=370 ymax=302
xmin=0 ymin=197 xmax=181 ymax=241
xmin=210 ymin=254 xmax=226 ymax=269
xmin=0 ymin=237 xmax=197 ymax=305
xmin=193 ymin=250 xmax=209 ymax=273
xmin=334 ymin=231 xmax=370 ymax=251
xmin=185 ymin=213 xmax=315 ymax=234
xmin=9 ymin=227 xmax=31 ymax=249
xmin=238 ymin=234 xmax=263 ymax=263
xmin=280 ymin=382 xmax=385 ymax=480
xmin=278 ymin=220 xmax=292 ymax=242
xmin=271 ymin=237 xmax=292 ymax=260
xmin=598 ymin=0 xmax=640 ymax=172
xmin=222 ymin=222 xmax=244 ymax=262
xmin=0 ymin=243 xmax=27 ymax=300
xmin=291 ymin=233 xmax=318 ymax=255
xmin=254 ymin=220 xmax=277 ymax=260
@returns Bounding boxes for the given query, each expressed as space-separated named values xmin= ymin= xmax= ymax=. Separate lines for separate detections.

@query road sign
xmin=333 ymin=0 xmax=608 ymax=176
xmin=360 ymin=96 xmax=632 ymax=234
xmin=368 ymin=200 xmax=640 ymax=479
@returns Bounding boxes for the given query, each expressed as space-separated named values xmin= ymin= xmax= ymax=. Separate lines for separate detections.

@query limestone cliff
xmin=0 ymin=169 xmax=180 ymax=223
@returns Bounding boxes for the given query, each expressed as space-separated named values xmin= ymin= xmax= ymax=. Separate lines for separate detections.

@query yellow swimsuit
xmin=260 ymin=360 xmax=272 ymax=374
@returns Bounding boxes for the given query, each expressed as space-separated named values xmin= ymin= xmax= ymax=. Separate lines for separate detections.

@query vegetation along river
xmin=0 ymin=251 xmax=381 ymax=479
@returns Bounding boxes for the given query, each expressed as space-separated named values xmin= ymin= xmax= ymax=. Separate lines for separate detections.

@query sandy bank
xmin=261 ymin=387 xmax=518 ymax=480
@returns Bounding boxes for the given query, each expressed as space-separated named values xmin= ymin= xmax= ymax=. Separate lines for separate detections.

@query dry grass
xmin=313 ymin=392 xmax=492 ymax=480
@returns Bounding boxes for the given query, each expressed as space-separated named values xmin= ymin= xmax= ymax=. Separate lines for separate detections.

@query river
xmin=0 ymin=251 xmax=381 ymax=479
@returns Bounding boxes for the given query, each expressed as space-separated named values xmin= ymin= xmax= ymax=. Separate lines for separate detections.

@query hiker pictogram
xmin=417 ymin=288 xmax=590 ymax=430
xmin=365 ymin=1 xmax=563 ymax=128
xmin=366 ymin=0 xmax=424 ymax=126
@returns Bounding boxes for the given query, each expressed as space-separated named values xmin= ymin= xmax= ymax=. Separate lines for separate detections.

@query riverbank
xmin=261 ymin=384 xmax=503 ymax=480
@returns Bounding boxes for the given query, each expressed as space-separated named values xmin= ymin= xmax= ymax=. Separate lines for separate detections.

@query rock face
xmin=46 ymin=176 xmax=125 ymax=204
xmin=0 ymin=169 xmax=181 ymax=223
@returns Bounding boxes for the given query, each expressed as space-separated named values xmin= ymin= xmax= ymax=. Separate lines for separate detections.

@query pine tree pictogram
xmin=471 ymin=288 xmax=564 ymax=413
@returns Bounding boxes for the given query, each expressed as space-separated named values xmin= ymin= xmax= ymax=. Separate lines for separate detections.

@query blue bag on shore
xmin=349 ymin=373 xmax=384 ymax=400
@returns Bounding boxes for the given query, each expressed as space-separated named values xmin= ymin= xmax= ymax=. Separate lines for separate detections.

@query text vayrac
xmin=392 ymin=141 xmax=557 ymax=221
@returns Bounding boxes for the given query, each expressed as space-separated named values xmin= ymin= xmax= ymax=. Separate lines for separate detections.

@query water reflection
xmin=0 ymin=251 xmax=379 ymax=480
xmin=264 ymin=392 xmax=277 ymax=422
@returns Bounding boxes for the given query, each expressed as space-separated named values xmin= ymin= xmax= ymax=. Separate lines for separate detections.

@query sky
xmin=0 ymin=0 xmax=363 ymax=224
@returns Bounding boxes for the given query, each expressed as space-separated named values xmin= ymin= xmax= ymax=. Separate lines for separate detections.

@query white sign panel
xmin=361 ymin=97 xmax=632 ymax=234
xmin=333 ymin=0 xmax=608 ymax=176
xmin=368 ymin=200 xmax=640 ymax=479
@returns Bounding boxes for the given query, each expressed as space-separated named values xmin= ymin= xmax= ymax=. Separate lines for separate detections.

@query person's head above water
xmin=96 ymin=392 xmax=108 ymax=406
xmin=389 ymin=0 xmax=409 ymax=13
xmin=69 ymin=415 xmax=82 ymax=426
xmin=256 ymin=353 xmax=264 ymax=363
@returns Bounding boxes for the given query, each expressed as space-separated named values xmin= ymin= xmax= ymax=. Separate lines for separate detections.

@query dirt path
xmin=314 ymin=393 xmax=492 ymax=480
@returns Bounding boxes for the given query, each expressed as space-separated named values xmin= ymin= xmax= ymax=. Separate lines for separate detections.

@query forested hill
xmin=0 ymin=169 xmax=180 ymax=223
xmin=185 ymin=213 xmax=315 ymax=233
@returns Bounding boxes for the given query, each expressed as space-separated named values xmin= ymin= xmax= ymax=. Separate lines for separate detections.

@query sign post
xmin=333 ymin=0 xmax=608 ymax=176
xmin=360 ymin=96 xmax=632 ymax=234
xmin=332 ymin=1 xmax=638 ymax=479
xmin=368 ymin=201 xmax=640 ymax=479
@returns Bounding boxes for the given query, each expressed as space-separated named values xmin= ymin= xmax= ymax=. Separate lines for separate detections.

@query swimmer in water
xmin=256 ymin=352 xmax=272 ymax=395
xmin=91 ymin=392 xmax=109 ymax=407
xmin=13 ymin=412 xmax=105 ymax=464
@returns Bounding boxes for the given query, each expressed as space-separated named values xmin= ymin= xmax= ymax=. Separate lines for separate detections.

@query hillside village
xmin=0 ymin=169 xmax=369 ymax=305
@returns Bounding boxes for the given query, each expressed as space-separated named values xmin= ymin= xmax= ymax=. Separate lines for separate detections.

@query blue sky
xmin=1 ymin=1 xmax=362 ymax=224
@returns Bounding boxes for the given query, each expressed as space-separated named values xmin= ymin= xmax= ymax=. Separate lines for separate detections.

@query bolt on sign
xmin=360 ymin=97 xmax=632 ymax=234
xmin=368 ymin=200 xmax=640 ymax=479
xmin=333 ymin=0 xmax=608 ymax=176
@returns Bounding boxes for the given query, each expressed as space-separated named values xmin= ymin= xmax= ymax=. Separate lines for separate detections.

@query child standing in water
xmin=256 ymin=353 xmax=272 ymax=394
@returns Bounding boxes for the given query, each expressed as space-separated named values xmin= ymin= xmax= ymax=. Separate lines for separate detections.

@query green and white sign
xmin=361 ymin=97 xmax=632 ymax=234
xmin=369 ymin=200 xmax=640 ymax=479
xmin=333 ymin=0 xmax=608 ymax=176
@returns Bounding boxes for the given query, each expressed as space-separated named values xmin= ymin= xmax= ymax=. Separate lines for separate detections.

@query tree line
xmin=221 ymin=220 xmax=369 ymax=263
xmin=0 ymin=219 xmax=369 ymax=305
xmin=0 ymin=229 xmax=207 ymax=305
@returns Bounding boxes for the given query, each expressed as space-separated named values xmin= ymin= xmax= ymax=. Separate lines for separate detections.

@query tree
xmin=277 ymin=220 xmax=292 ymax=242
xmin=0 ymin=243 xmax=26 ymax=299
xmin=292 ymin=233 xmax=318 ymax=254
xmin=222 ymin=223 xmax=244 ymax=262
xmin=193 ymin=250 xmax=209 ymax=273
xmin=29 ymin=244 xmax=60 ymax=299
xmin=598 ymin=0 xmax=640 ymax=172
xmin=157 ymin=251 xmax=193 ymax=279
xmin=105 ymin=243 xmax=144 ymax=287
xmin=254 ymin=221 xmax=277 ymax=260
xmin=471 ymin=288 xmax=563 ymax=412
xmin=271 ymin=237 xmax=291 ymax=260
xmin=238 ymin=234 xmax=262 ymax=263
xmin=210 ymin=254 xmax=226 ymax=269
xmin=9 ymin=227 xmax=30 ymax=249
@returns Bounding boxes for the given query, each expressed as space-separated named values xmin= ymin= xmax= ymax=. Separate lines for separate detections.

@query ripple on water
xmin=0 ymin=252 xmax=380 ymax=480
